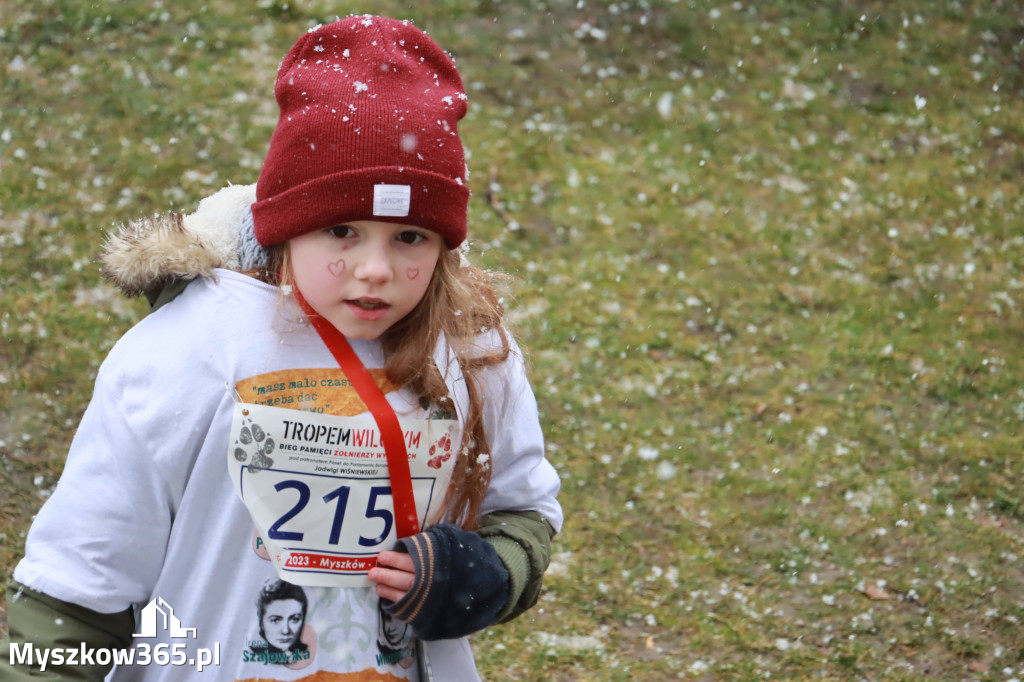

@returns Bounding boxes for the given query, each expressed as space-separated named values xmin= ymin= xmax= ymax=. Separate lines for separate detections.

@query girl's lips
xmin=346 ymin=299 xmax=390 ymax=321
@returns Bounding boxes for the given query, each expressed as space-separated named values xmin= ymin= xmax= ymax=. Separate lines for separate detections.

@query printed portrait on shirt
xmin=243 ymin=578 xmax=317 ymax=669
xmin=376 ymin=598 xmax=415 ymax=669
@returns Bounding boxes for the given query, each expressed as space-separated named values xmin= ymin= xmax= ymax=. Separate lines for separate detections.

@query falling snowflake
xmin=656 ymin=92 xmax=672 ymax=119
xmin=638 ymin=447 xmax=659 ymax=461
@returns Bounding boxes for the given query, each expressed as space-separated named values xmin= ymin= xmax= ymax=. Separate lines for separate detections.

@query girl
xmin=3 ymin=15 xmax=561 ymax=681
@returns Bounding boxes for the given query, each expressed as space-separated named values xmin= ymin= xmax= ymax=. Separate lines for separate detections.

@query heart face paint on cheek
xmin=406 ymin=268 xmax=420 ymax=281
xmin=327 ymin=259 xmax=346 ymax=277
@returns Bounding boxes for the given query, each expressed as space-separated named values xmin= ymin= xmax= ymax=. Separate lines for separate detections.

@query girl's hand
xmin=368 ymin=550 xmax=416 ymax=602
xmin=379 ymin=524 xmax=510 ymax=640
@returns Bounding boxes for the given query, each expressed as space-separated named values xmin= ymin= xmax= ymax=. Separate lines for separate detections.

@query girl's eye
xmin=328 ymin=225 xmax=355 ymax=239
xmin=396 ymin=231 xmax=425 ymax=245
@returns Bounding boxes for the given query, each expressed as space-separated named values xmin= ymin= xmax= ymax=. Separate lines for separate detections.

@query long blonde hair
xmin=254 ymin=245 xmax=510 ymax=529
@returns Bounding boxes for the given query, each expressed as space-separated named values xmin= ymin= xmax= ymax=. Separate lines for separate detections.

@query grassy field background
xmin=2 ymin=0 xmax=1023 ymax=679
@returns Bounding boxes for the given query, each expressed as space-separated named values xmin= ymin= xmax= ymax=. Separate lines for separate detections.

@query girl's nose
xmin=353 ymin=244 xmax=394 ymax=283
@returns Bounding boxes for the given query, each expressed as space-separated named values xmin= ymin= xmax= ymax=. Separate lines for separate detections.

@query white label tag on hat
xmin=373 ymin=184 xmax=411 ymax=217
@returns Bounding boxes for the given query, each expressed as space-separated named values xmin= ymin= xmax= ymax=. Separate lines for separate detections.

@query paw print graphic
xmin=427 ymin=432 xmax=454 ymax=469
xmin=234 ymin=419 xmax=275 ymax=473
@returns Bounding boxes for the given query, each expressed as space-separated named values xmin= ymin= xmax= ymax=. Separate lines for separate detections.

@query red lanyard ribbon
xmin=291 ymin=287 xmax=421 ymax=539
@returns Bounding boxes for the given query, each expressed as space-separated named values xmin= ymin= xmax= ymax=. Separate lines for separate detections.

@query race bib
xmin=228 ymin=401 xmax=459 ymax=587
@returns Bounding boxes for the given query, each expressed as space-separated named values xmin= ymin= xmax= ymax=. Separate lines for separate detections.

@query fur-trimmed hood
xmin=101 ymin=183 xmax=267 ymax=299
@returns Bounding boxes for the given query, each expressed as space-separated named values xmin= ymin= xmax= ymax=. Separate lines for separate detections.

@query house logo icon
xmin=133 ymin=597 xmax=197 ymax=639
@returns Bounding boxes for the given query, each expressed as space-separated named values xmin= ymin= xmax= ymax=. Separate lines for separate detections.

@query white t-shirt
xmin=15 ymin=270 xmax=562 ymax=681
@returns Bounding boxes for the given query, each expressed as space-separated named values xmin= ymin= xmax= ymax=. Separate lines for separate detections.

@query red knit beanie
xmin=252 ymin=16 xmax=469 ymax=249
